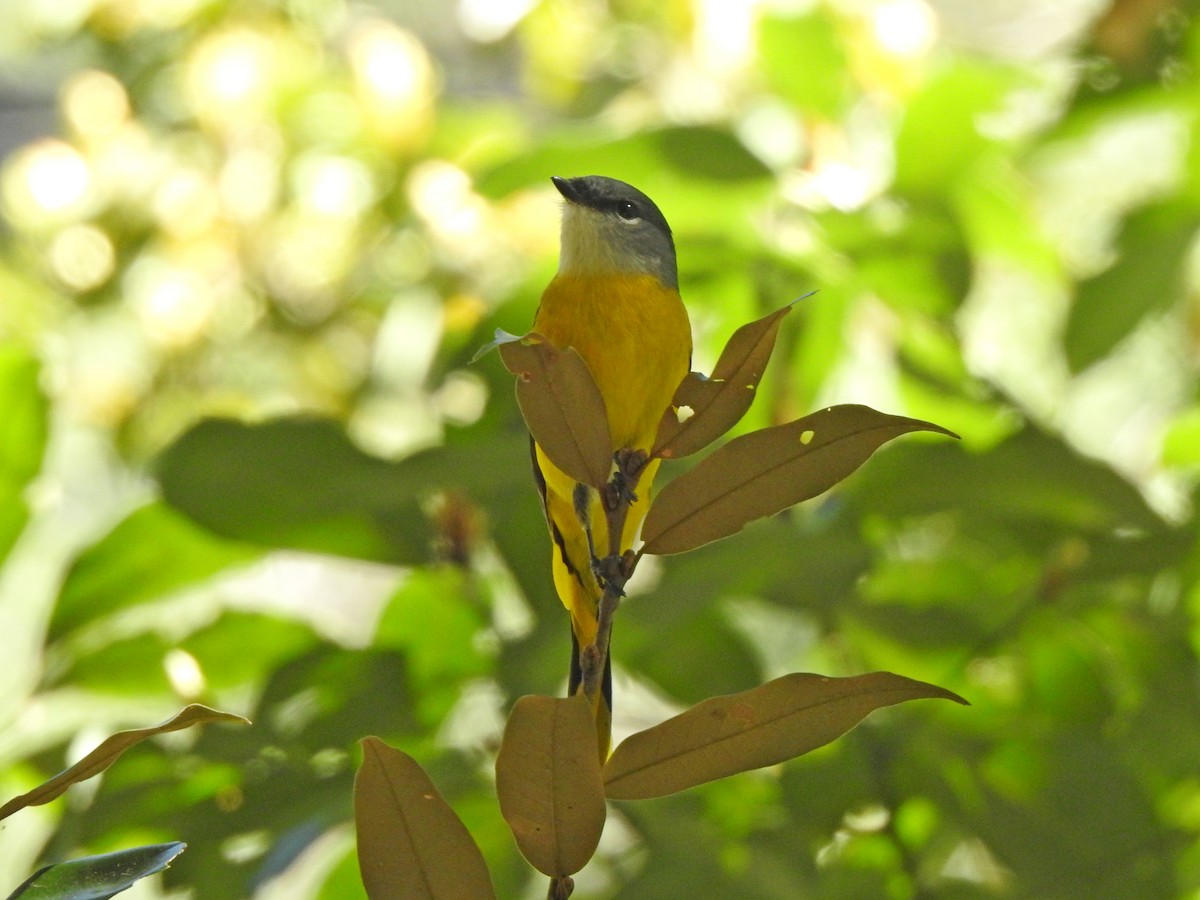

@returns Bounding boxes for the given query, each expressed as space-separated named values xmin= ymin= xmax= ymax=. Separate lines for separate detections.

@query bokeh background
xmin=2 ymin=0 xmax=1200 ymax=896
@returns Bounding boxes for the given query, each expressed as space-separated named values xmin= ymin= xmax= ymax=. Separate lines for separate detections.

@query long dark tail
xmin=569 ymin=627 xmax=613 ymax=760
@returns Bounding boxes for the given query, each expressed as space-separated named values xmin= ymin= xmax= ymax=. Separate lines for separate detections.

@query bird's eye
xmin=615 ymin=200 xmax=640 ymax=221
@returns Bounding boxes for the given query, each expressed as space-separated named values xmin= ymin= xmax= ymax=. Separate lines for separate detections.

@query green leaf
xmin=642 ymin=405 xmax=957 ymax=555
xmin=655 ymin=127 xmax=770 ymax=181
xmin=953 ymin=155 xmax=1059 ymax=276
xmin=51 ymin=632 xmax=173 ymax=695
xmin=498 ymin=333 xmax=613 ymax=489
xmin=374 ymin=568 xmax=491 ymax=724
xmin=7 ymin=843 xmax=186 ymax=900
xmin=620 ymin=607 xmax=762 ymax=705
xmin=475 ymin=126 xmax=770 ymax=198
xmin=1162 ymin=403 xmax=1200 ymax=466
xmin=894 ymin=61 xmax=1024 ymax=195
xmin=181 ymin=612 xmax=318 ymax=690
xmin=156 ymin=417 xmax=528 ymax=563
xmin=849 ymin=425 xmax=1167 ymax=533
xmin=0 ymin=706 xmax=248 ymax=821
xmin=653 ymin=302 xmax=795 ymax=460
xmin=603 ymin=672 xmax=967 ymax=800
xmin=0 ymin=343 xmax=47 ymax=564
xmin=494 ymin=694 xmax=605 ymax=877
xmin=1065 ymin=202 xmax=1199 ymax=372
xmin=354 ymin=737 xmax=496 ymax=900
xmin=51 ymin=502 xmax=259 ymax=639
xmin=758 ymin=10 xmax=852 ymax=117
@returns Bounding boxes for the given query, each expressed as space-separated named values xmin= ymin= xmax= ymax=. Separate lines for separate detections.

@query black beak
xmin=551 ymin=175 xmax=582 ymax=204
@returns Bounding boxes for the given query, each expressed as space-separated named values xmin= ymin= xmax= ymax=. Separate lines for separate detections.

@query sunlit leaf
xmin=603 ymin=672 xmax=967 ymax=800
xmin=354 ymin=737 xmax=496 ymax=900
xmin=654 ymin=302 xmax=795 ymax=460
xmin=1065 ymin=202 xmax=1198 ymax=372
xmin=0 ymin=343 xmax=47 ymax=564
xmin=1162 ymin=403 xmax=1200 ymax=466
xmin=6 ymin=842 xmax=187 ymax=900
xmin=51 ymin=502 xmax=259 ymax=639
xmin=374 ymin=568 xmax=491 ymax=725
xmin=894 ymin=60 xmax=1024 ymax=195
xmin=494 ymin=694 xmax=606 ymax=877
xmin=499 ymin=333 xmax=612 ymax=489
xmin=0 ymin=706 xmax=248 ymax=821
xmin=758 ymin=10 xmax=852 ymax=117
xmin=642 ymin=405 xmax=957 ymax=555
xmin=181 ymin=612 xmax=318 ymax=690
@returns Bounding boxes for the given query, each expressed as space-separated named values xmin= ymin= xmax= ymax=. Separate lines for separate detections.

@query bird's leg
xmin=572 ymin=483 xmax=600 ymax=576
xmin=605 ymin=448 xmax=647 ymax=512
xmin=575 ymin=482 xmax=626 ymax=599
xmin=577 ymin=449 xmax=651 ymax=707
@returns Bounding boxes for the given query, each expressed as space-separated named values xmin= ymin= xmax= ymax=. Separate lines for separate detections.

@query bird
xmin=530 ymin=175 xmax=692 ymax=758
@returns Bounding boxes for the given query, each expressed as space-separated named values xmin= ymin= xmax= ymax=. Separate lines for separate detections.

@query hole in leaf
xmin=675 ymin=405 xmax=695 ymax=424
xmin=799 ymin=429 xmax=815 ymax=445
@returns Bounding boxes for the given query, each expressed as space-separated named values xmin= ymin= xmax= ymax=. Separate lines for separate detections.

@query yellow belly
xmin=531 ymin=272 xmax=691 ymax=636
xmin=533 ymin=273 xmax=692 ymax=454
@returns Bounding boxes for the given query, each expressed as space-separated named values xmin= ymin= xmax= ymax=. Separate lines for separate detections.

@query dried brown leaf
xmin=0 ymin=705 xmax=249 ymax=822
xmin=654 ymin=303 xmax=794 ymax=459
xmin=495 ymin=694 xmax=606 ymax=877
xmin=499 ymin=334 xmax=612 ymax=489
xmin=642 ymin=404 xmax=957 ymax=555
xmin=354 ymin=737 xmax=496 ymax=900
xmin=604 ymin=672 xmax=968 ymax=800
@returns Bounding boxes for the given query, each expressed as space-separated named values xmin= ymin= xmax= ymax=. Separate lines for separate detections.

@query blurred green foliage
xmin=1 ymin=0 xmax=1200 ymax=896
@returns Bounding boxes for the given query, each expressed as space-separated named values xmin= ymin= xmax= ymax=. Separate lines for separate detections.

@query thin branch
xmin=577 ymin=450 xmax=647 ymax=706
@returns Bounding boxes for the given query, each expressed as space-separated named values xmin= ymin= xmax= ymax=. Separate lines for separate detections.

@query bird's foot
xmin=606 ymin=448 xmax=648 ymax=511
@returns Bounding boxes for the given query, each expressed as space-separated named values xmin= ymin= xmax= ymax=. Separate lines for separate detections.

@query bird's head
xmin=551 ymin=175 xmax=678 ymax=290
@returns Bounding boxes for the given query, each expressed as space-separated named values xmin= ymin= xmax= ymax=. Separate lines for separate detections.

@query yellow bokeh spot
xmin=63 ymin=69 xmax=130 ymax=142
xmin=348 ymin=20 xmax=436 ymax=149
xmin=871 ymin=0 xmax=938 ymax=59
xmin=187 ymin=28 xmax=274 ymax=127
xmin=154 ymin=168 xmax=220 ymax=239
xmin=126 ymin=255 xmax=216 ymax=347
xmin=292 ymin=152 xmax=375 ymax=219
xmin=164 ymin=648 xmax=206 ymax=698
xmin=48 ymin=224 xmax=115 ymax=291
xmin=407 ymin=160 xmax=491 ymax=250
xmin=2 ymin=140 xmax=93 ymax=225
xmin=219 ymin=140 xmax=283 ymax=223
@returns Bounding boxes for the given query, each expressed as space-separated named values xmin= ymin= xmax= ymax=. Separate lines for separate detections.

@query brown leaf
xmin=653 ymin=303 xmax=794 ymax=459
xmin=354 ymin=737 xmax=496 ymax=900
xmin=604 ymin=672 xmax=968 ymax=800
xmin=0 ymin=705 xmax=249 ymax=822
xmin=494 ymin=694 xmax=606 ymax=877
xmin=642 ymin=404 xmax=957 ymax=555
xmin=499 ymin=333 xmax=613 ymax=489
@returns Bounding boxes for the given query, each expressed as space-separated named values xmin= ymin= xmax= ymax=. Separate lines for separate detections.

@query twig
xmin=577 ymin=450 xmax=647 ymax=706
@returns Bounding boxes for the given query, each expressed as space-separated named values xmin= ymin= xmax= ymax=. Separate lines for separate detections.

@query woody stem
xmin=578 ymin=450 xmax=646 ymax=705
